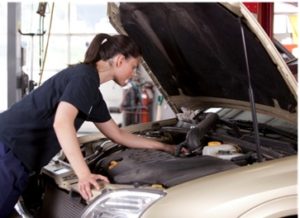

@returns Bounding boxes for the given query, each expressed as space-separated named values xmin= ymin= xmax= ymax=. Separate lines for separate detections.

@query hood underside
xmin=108 ymin=3 xmax=297 ymax=122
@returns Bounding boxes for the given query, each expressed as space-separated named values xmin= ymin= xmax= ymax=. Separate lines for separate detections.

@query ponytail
xmin=83 ymin=33 xmax=141 ymax=66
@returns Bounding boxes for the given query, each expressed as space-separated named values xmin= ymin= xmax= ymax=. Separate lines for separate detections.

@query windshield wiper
xmin=226 ymin=119 xmax=297 ymax=141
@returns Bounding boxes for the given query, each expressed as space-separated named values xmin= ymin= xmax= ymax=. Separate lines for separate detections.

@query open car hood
xmin=108 ymin=2 xmax=297 ymax=123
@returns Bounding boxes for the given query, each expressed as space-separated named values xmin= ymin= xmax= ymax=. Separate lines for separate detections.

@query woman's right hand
xmin=78 ymin=173 xmax=110 ymax=200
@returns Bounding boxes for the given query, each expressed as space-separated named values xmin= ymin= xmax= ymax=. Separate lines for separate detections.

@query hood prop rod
xmin=238 ymin=17 xmax=263 ymax=162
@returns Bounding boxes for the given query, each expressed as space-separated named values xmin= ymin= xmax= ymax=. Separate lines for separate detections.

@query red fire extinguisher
xmin=140 ymin=82 xmax=153 ymax=123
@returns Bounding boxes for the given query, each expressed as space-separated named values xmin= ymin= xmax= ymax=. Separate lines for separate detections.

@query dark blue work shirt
xmin=0 ymin=63 xmax=111 ymax=172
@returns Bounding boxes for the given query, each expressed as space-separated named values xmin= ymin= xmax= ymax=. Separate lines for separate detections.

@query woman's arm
xmin=94 ymin=119 xmax=176 ymax=154
xmin=53 ymin=101 xmax=109 ymax=200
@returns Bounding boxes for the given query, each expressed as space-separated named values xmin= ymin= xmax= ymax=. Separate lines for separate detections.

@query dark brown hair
xmin=83 ymin=33 xmax=141 ymax=66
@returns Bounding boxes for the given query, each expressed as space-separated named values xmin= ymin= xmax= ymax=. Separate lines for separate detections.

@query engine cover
xmin=99 ymin=149 xmax=237 ymax=187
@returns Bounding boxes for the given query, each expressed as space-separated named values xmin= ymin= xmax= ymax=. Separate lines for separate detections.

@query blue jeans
xmin=0 ymin=142 xmax=29 ymax=218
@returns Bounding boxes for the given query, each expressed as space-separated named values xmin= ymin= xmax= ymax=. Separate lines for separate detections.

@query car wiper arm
xmin=228 ymin=119 xmax=297 ymax=141
xmin=239 ymin=17 xmax=263 ymax=162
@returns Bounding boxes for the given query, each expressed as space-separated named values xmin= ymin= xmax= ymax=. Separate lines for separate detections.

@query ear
xmin=113 ymin=54 xmax=125 ymax=68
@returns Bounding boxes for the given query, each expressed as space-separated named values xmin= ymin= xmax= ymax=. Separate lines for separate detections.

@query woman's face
xmin=113 ymin=56 xmax=140 ymax=87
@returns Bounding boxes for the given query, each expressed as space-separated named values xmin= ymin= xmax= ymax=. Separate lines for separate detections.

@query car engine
xmin=42 ymin=111 xmax=297 ymax=191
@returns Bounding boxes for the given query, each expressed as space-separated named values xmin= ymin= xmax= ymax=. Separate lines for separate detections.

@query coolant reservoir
xmin=202 ymin=143 xmax=243 ymax=160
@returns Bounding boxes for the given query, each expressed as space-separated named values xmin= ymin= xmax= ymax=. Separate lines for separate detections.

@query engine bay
xmin=42 ymin=111 xmax=297 ymax=191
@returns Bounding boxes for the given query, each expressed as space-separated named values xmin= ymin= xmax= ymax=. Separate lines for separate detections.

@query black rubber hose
xmin=185 ymin=113 xmax=219 ymax=151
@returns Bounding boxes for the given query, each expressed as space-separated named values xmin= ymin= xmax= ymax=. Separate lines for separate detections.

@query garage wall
xmin=0 ymin=3 xmax=7 ymax=111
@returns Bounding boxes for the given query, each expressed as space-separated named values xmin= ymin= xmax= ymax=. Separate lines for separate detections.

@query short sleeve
xmin=60 ymin=76 xmax=98 ymax=116
xmin=87 ymin=96 xmax=111 ymax=123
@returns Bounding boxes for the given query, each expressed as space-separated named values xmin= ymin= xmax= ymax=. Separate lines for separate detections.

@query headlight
xmin=81 ymin=189 xmax=166 ymax=218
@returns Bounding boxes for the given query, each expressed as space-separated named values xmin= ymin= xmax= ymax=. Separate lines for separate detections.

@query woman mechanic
xmin=0 ymin=33 xmax=177 ymax=217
